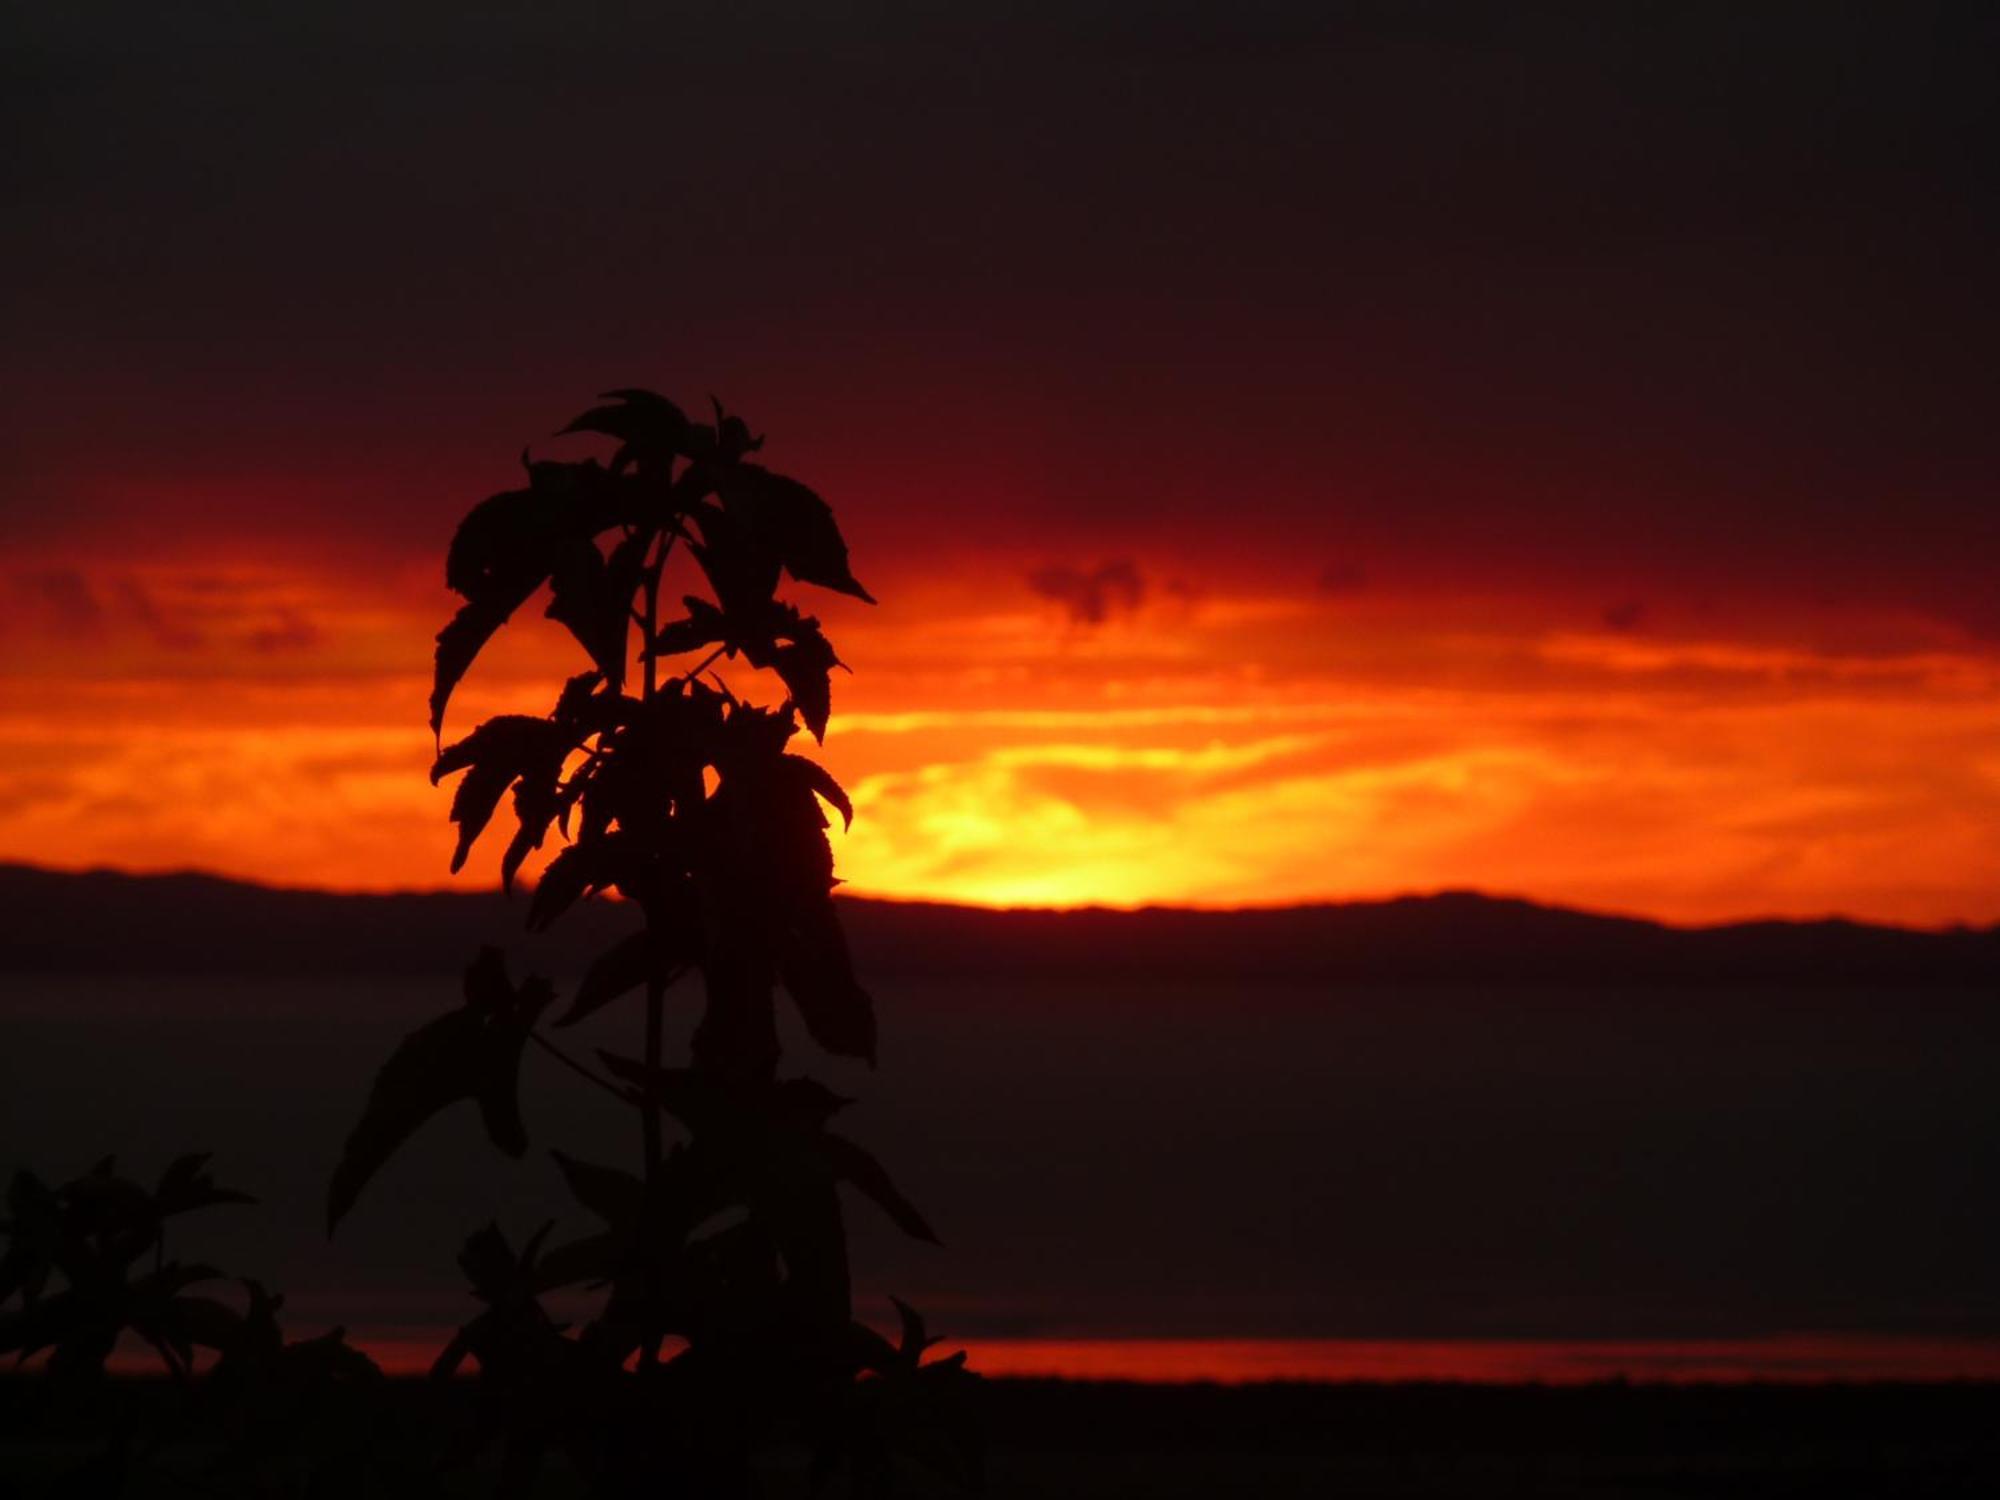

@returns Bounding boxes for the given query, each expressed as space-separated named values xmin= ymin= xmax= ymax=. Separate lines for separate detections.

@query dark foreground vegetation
xmin=6 ymin=1376 xmax=2000 ymax=1497
xmin=1 ymin=392 xmax=978 ymax=1495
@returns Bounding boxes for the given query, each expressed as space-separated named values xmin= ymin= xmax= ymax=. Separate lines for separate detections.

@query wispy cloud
xmin=1026 ymin=559 xmax=1146 ymax=627
xmin=3 ymin=566 xmax=327 ymax=663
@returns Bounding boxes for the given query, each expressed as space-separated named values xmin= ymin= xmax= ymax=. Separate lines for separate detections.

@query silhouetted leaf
xmin=169 ymin=1290 xmax=248 ymax=1355
xmin=154 ymin=1153 xmax=257 ymax=1217
xmin=0 ymin=1287 xmax=85 ymax=1362
xmin=708 ymin=395 xmax=763 ymax=462
xmin=126 ymin=1262 xmax=226 ymax=1377
xmin=556 ymin=932 xmax=652 ymax=1028
xmin=665 ymin=596 xmax=843 ymax=741
xmin=433 ymin=599 xmax=518 ymax=742
xmin=526 ymin=829 xmax=649 ymax=931
xmin=432 ymin=488 xmax=561 ymax=737
xmin=891 ymin=1295 xmax=939 ymax=1360
xmin=742 ymin=609 xmax=838 ymax=744
xmin=822 ymin=1135 xmax=939 ymax=1245
xmin=772 ymin=626 xmax=841 ymax=742
xmin=62 ymin=1158 xmax=156 ymax=1248
xmin=599 ymin=1063 xmax=934 ymax=1244
xmin=815 ymin=1307 xmax=983 ymax=1495
xmin=529 ymin=1231 xmax=620 ymax=1294
xmin=774 ymin=1077 xmax=855 ymax=1121
xmin=688 ymin=499 xmax=783 ymax=617
xmin=526 ymin=841 xmax=596 ymax=932
xmin=499 ymin=811 xmax=553 ymax=896
xmin=431 ymin=458 xmax=630 ymax=736
xmin=892 ymin=1353 xmax=985 ymax=1493
xmin=327 ymin=949 xmax=554 ymax=1232
xmin=432 ymin=715 xmax=574 ymax=879
xmin=555 ymin=917 xmax=697 ymax=1028
xmin=595 ymin=1053 xmax=698 ymax=1113
xmin=790 ymin=756 xmax=853 ymax=830
xmin=781 ymin=897 xmax=876 ymax=1064
xmin=652 ymin=594 xmax=729 ymax=659
xmin=428 ymin=1222 xmax=609 ymax=1490
xmin=279 ymin=1324 xmax=386 ymax=1385
xmin=707 ymin=735 xmax=841 ymax=917
xmin=546 ymin=528 xmax=650 ymax=686
xmin=553 ymin=668 xmax=606 ymax=724
xmin=550 ymin=1151 xmax=644 ymax=1228
xmin=560 ymin=388 xmax=692 ymax=474
xmin=0 ymin=1261 xmax=221 ymax=1381
xmin=0 ymin=1169 xmax=61 ymax=1304
xmin=459 ymin=1220 xmax=554 ymax=1305
xmin=715 ymin=464 xmax=875 ymax=603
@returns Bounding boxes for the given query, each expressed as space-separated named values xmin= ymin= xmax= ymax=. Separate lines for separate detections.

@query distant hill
xmin=5 ymin=862 xmax=1998 ymax=984
xmin=9 ymin=862 xmax=2000 ymax=1343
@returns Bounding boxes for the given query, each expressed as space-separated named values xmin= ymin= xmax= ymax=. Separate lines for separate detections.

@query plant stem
xmin=636 ymin=526 xmax=681 ymax=694
xmin=639 ymin=526 xmax=666 ymax=1371
xmin=528 ymin=1031 xmax=628 ymax=1103
xmin=643 ymin=977 xmax=664 ymax=1182
xmin=679 ymin=644 xmax=728 ymax=684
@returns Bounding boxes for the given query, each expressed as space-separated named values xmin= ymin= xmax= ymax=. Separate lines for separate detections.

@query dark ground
xmin=6 ymin=1379 xmax=2000 ymax=1497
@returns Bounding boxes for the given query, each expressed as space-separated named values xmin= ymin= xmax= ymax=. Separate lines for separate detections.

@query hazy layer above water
xmin=6 ymin=972 xmax=1997 ymax=1347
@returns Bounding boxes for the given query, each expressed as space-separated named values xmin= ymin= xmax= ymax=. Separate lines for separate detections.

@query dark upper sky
xmin=8 ymin=1 xmax=1997 ymax=616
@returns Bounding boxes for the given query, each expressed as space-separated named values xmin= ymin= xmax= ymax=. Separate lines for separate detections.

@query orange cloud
xmin=2 ymin=548 xmax=1997 ymax=927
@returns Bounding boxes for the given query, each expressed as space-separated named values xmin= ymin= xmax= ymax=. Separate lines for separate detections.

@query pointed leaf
xmin=560 ymin=389 xmax=691 ymax=474
xmin=430 ymin=1326 xmax=475 ymax=1382
xmin=531 ymin=1231 xmax=620 ymax=1293
xmin=549 ymin=1151 xmax=644 ymax=1228
xmin=892 ymin=1295 xmax=939 ymax=1358
xmin=432 ymin=597 xmax=518 ymax=741
xmin=524 ymin=831 xmax=635 ymax=931
xmin=822 ymin=1135 xmax=939 ymax=1244
xmin=327 ymin=950 xmax=553 ymax=1232
xmin=716 ymin=464 xmax=875 ymax=602
xmin=432 ymin=716 xmax=572 ymax=878
xmin=595 ymin=1054 xmax=707 ymax=1122
xmin=707 ymin=395 xmax=763 ymax=462
xmin=457 ymin=1222 xmax=522 ymax=1303
xmin=0 ymin=1169 xmax=61 ymax=1304
xmin=154 ymin=1154 xmax=257 ymax=1217
xmin=431 ymin=486 xmax=563 ymax=736
xmin=771 ymin=622 xmax=841 ymax=742
xmin=545 ymin=529 xmax=649 ymax=686
xmin=652 ymin=594 xmax=729 ymax=659
xmin=554 ymin=931 xmax=650 ymax=1027
xmin=790 ymin=756 xmax=852 ymax=829
xmin=431 ymin=460 xmax=630 ymax=735
xmin=781 ymin=898 xmax=876 ymax=1064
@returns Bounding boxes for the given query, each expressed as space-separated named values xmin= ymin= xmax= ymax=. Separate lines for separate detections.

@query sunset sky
xmin=5 ymin=2 xmax=1997 ymax=925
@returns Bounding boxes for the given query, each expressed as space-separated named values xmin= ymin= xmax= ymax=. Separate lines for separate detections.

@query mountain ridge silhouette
xmin=6 ymin=861 xmax=1998 ymax=984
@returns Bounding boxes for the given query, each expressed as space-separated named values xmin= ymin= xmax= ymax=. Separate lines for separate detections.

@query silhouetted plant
xmin=0 ymin=1156 xmax=416 ymax=1495
xmin=325 ymin=390 xmax=981 ymax=1495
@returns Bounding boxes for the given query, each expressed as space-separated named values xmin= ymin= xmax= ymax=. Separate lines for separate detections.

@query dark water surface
xmin=5 ymin=972 xmax=2000 ymax=1375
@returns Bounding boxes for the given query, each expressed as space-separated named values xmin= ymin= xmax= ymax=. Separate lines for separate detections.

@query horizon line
xmin=5 ymin=856 xmax=1987 ymax=939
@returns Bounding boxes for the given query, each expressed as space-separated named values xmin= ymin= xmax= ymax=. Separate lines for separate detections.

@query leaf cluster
xmin=430 ymin=388 xmax=870 ymax=746
xmin=0 ymin=1158 xmax=419 ymax=1497
xmin=1 ymin=1155 xmax=253 ymax=1384
xmin=325 ymin=391 xmax=981 ymax=1496
xmin=2 ymin=391 xmax=978 ymax=1498
xmin=416 ymin=391 xmax=880 ymax=1077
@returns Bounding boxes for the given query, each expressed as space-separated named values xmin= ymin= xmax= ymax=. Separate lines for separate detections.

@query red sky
xmin=5 ymin=3 xmax=1998 ymax=925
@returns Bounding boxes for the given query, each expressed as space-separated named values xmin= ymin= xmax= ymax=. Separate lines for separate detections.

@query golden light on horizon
xmin=3 ymin=553 xmax=1998 ymax=927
